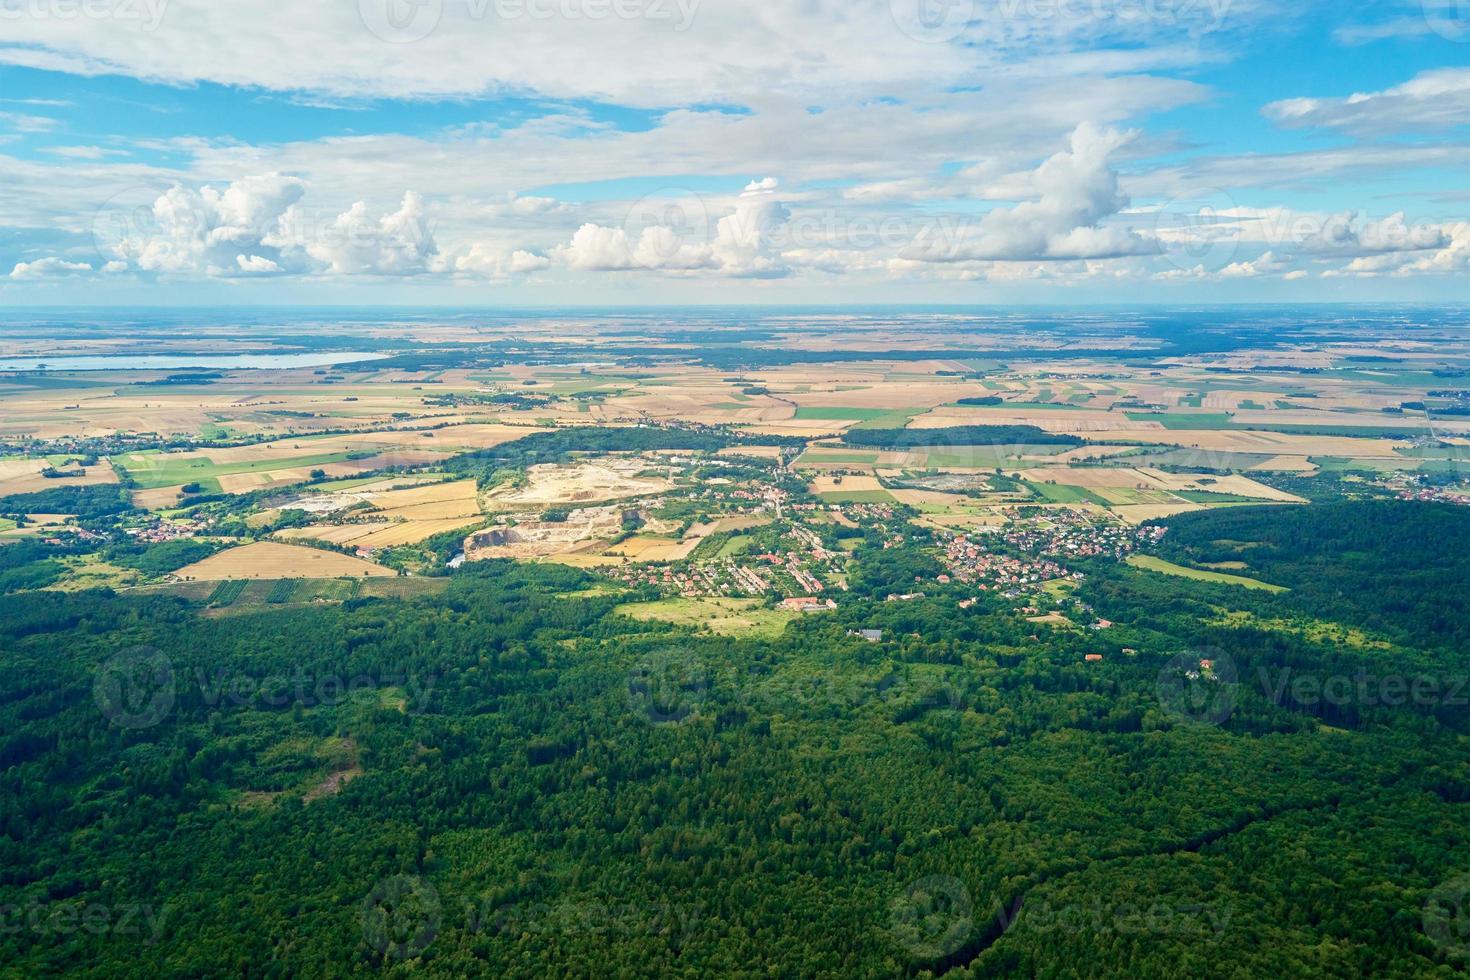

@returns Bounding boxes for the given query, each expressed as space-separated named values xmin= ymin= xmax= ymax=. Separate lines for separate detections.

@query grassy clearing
xmin=1209 ymin=609 xmax=1393 ymax=650
xmin=716 ymin=535 xmax=753 ymax=558
xmin=614 ymin=597 xmax=798 ymax=638
xmin=1127 ymin=554 xmax=1288 ymax=592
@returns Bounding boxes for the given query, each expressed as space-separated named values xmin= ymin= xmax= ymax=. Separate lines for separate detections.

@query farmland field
xmin=173 ymin=542 xmax=397 ymax=580
xmin=5 ymin=307 xmax=1470 ymax=979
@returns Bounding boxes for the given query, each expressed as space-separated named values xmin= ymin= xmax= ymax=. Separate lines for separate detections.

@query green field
xmin=817 ymin=490 xmax=895 ymax=504
xmin=792 ymin=407 xmax=895 ymax=421
xmin=716 ymin=535 xmax=753 ymax=558
xmin=1025 ymin=482 xmax=1107 ymax=505
xmin=116 ymin=449 xmax=371 ymax=490
xmin=795 ymin=451 xmax=881 ymax=465
xmin=1127 ymin=554 xmax=1288 ymax=592
xmin=1124 ymin=412 xmax=1235 ymax=429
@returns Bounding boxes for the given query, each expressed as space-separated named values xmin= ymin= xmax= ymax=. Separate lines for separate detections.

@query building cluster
xmin=124 ymin=518 xmax=208 ymax=543
xmin=1002 ymin=511 xmax=1165 ymax=559
xmin=603 ymin=510 xmax=850 ymax=599
xmin=940 ymin=534 xmax=1078 ymax=590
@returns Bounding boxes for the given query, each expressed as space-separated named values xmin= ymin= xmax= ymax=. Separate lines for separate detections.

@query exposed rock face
xmin=463 ymin=504 xmax=671 ymax=561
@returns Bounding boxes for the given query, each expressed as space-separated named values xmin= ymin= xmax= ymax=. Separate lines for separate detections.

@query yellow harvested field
xmin=173 ymin=542 xmax=395 ymax=580
xmin=342 ymin=519 xmax=484 ymax=548
xmin=716 ymin=445 xmax=785 ymax=460
xmin=602 ymin=535 xmax=701 ymax=562
xmin=1112 ymin=504 xmax=1206 ymax=524
xmin=279 ymin=523 xmax=397 ymax=545
xmin=1136 ymin=469 xmax=1306 ymax=502
xmin=133 ymin=485 xmax=186 ymax=510
xmin=0 ymin=457 xmax=119 ymax=497
xmin=1250 ymin=455 xmax=1319 ymax=473
xmin=365 ymin=480 xmax=481 ymax=519
xmin=809 ymin=474 xmax=883 ymax=494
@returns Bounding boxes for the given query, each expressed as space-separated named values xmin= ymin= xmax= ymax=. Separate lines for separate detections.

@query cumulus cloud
xmin=1322 ymin=221 xmax=1470 ymax=278
xmin=99 ymin=176 xmax=453 ymax=278
xmin=554 ymin=222 xmax=710 ymax=272
xmin=268 ymin=191 xmax=437 ymax=276
xmin=1219 ymin=250 xmax=1289 ymax=278
xmin=442 ymin=243 xmax=552 ymax=277
xmin=9 ymin=256 xmax=93 ymax=279
xmin=552 ymin=178 xmax=791 ymax=277
xmin=902 ymin=123 xmax=1157 ymax=263
xmin=709 ymin=179 xmax=792 ymax=278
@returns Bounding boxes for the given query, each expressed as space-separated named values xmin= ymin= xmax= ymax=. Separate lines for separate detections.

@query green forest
xmin=1 ymin=502 xmax=1469 ymax=977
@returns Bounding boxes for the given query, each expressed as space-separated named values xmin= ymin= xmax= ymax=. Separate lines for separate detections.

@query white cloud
xmin=1264 ymin=68 xmax=1470 ymax=135
xmin=98 ymin=177 xmax=452 ymax=278
xmin=0 ymin=0 xmax=1257 ymax=108
xmin=552 ymin=177 xmax=791 ymax=277
xmin=0 ymin=110 xmax=59 ymax=133
xmin=269 ymin=191 xmax=438 ymax=276
xmin=9 ymin=256 xmax=93 ymax=279
xmin=902 ymin=123 xmax=1157 ymax=263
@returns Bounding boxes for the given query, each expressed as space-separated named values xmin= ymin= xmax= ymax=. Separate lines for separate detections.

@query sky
xmin=0 ymin=0 xmax=1468 ymax=305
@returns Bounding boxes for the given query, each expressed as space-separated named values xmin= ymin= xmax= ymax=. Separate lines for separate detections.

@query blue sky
xmin=1 ymin=0 xmax=1467 ymax=304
